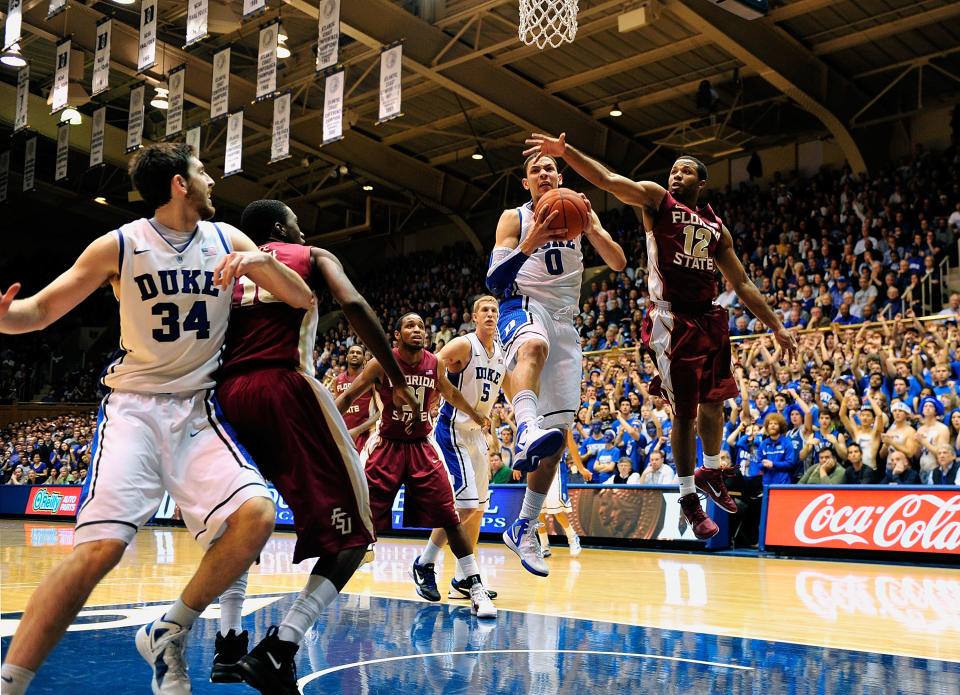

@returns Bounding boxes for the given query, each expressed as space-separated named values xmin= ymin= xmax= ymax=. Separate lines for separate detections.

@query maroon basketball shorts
xmin=217 ymin=367 xmax=375 ymax=563
xmin=361 ymin=432 xmax=460 ymax=531
xmin=354 ymin=430 xmax=370 ymax=454
xmin=641 ymin=304 xmax=738 ymax=419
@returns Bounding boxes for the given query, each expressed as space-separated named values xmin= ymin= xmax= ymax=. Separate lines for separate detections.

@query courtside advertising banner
xmin=4 ymin=0 xmax=22 ymax=52
xmin=186 ymin=0 xmax=208 ymax=47
xmin=92 ymin=19 xmax=112 ymax=96
xmin=90 ymin=106 xmax=106 ymax=167
xmin=377 ymin=42 xmax=403 ymax=123
xmin=224 ymin=109 xmax=243 ymax=176
xmin=166 ymin=66 xmax=186 ymax=138
xmin=315 ymin=0 xmax=341 ymax=73
xmin=55 ymin=122 xmax=69 ymax=181
xmin=138 ymin=0 xmax=158 ymax=73
xmin=210 ymin=47 xmax=230 ymax=121
xmin=126 ymin=84 xmax=145 ymax=152
xmin=270 ymin=91 xmax=290 ymax=163
xmin=22 ymin=136 xmax=35 ymax=192
xmin=255 ymin=22 xmax=278 ymax=102
xmin=51 ymin=38 xmax=70 ymax=114
xmin=25 ymin=486 xmax=82 ymax=516
xmin=14 ymin=64 xmax=28 ymax=133
xmin=763 ymin=486 xmax=960 ymax=555
xmin=322 ymin=69 xmax=344 ymax=145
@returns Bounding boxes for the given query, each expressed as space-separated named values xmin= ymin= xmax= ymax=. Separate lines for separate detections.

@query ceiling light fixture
xmin=277 ymin=25 xmax=291 ymax=59
xmin=94 ymin=196 xmax=108 ymax=205
xmin=609 ymin=103 xmax=623 ymax=117
xmin=1 ymin=43 xmax=27 ymax=68
xmin=60 ymin=107 xmax=82 ymax=125
xmin=112 ymin=0 xmax=136 ymax=5
xmin=362 ymin=184 xmax=373 ymax=191
xmin=471 ymin=148 xmax=484 ymax=160
xmin=150 ymin=86 xmax=169 ymax=109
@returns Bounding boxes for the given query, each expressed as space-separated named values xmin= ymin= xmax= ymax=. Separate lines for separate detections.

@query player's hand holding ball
xmin=533 ymin=188 xmax=590 ymax=242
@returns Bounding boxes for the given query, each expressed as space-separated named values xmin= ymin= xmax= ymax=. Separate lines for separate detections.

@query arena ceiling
xmin=1 ymin=0 xmax=959 ymax=249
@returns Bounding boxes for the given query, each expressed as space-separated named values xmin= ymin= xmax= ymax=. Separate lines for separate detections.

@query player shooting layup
xmin=524 ymin=133 xmax=797 ymax=539
xmin=485 ymin=152 xmax=626 ymax=576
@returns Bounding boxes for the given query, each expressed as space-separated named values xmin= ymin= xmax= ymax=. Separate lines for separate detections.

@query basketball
xmin=534 ymin=187 xmax=590 ymax=240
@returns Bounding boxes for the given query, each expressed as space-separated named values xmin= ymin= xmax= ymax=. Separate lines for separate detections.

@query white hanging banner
xmin=92 ymin=19 xmax=112 ymax=96
xmin=51 ymin=38 xmax=70 ymax=114
xmin=126 ymin=84 xmax=145 ymax=153
xmin=55 ymin=122 xmax=69 ymax=181
xmin=186 ymin=0 xmax=208 ymax=47
xmin=377 ymin=42 xmax=403 ymax=124
xmin=224 ymin=110 xmax=243 ymax=177
xmin=4 ymin=0 xmax=22 ymax=52
xmin=0 ymin=150 xmax=9 ymax=203
xmin=255 ymin=22 xmax=278 ymax=103
xmin=138 ymin=0 xmax=158 ymax=73
xmin=14 ymin=65 xmax=29 ymax=133
xmin=186 ymin=125 xmax=201 ymax=155
xmin=46 ymin=0 xmax=66 ymax=19
xmin=242 ymin=0 xmax=266 ymax=21
xmin=322 ymin=69 xmax=344 ymax=145
xmin=315 ymin=0 xmax=341 ymax=74
xmin=270 ymin=91 xmax=290 ymax=163
xmin=22 ymin=136 xmax=36 ymax=192
xmin=210 ymin=46 xmax=230 ymax=121
xmin=90 ymin=106 xmax=106 ymax=168
xmin=166 ymin=66 xmax=186 ymax=138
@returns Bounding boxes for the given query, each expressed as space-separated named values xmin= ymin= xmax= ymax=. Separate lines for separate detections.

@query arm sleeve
xmin=486 ymin=246 xmax=530 ymax=295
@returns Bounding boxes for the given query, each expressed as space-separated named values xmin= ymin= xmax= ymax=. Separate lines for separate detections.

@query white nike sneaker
xmin=469 ymin=580 xmax=498 ymax=619
xmin=513 ymin=420 xmax=564 ymax=472
xmin=136 ymin=618 xmax=192 ymax=695
xmin=568 ymin=533 xmax=582 ymax=557
xmin=503 ymin=518 xmax=549 ymax=577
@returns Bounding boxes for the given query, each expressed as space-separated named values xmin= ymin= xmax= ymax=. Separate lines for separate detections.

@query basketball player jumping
xmin=486 ymin=152 xmax=625 ymax=576
xmin=524 ymin=132 xmax=797 ymax=538
xmin=334 ymin=344 xmax=380 ymax=452
xmin=417 ymin=295 xmax=511 ymax=601
xmin=337 ymin=313 xmax=498 ymax=618
xmin=207 ymin=199 xmax=419 ymax=694
xmin=0 ymin=144 xmax=314 ymax=695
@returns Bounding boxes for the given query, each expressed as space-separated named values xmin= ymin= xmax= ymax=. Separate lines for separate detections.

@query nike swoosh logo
xmin=267 ymin=652 xmax=282 ymax=670
xmin=705 ymin=480 xmax=721 ymax=496
xmin=189 ymin=431 xmax=200 ymax=438
xmin=133 ymin=249 xmax=150 ymax=255
xmin=1 ymin=676 xmax=13 ymax=683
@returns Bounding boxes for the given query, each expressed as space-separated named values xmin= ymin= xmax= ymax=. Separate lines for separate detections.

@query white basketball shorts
xmin=434 ymin=419 xmax=490 ymax=511
xmin=498 ymin=295 xmax=582 ymax=430
xmin=75 ymin=390 xmax=271 ymax=549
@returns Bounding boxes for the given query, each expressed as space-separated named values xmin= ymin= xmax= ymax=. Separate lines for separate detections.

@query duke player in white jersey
xmin=0 ymin=143 xmax=313 ymax=695
xmin=416 ymin=295 xmax=512 ymax=600
xmin=486 ymin=152 xmax=625 ymax=576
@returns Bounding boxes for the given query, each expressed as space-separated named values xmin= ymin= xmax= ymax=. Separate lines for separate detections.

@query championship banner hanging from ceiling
xmin=224 ymin=110 xmax=243 ymax=177
xmin=14 ymin=65 xmax=28 ymax=133
xmin=255 ymin=21 xmax=279 ymax=102
xmin=186 ymin=0 xmax=209 ymax=47
xmin=323 ymin=69 xmax=344 ymax=145
xmin=242 ymin=0 xmax=266 ymax=21
xmin=166 ymin=65 xmax=186 ymax=139
xmin=22 ymin=136 xmax=36 ymax=192
xmin=138 ymin=0 xmax=158 ymax=73
xmin=377 ymin=41 xmax=403 ymax=124
xmin=316 ymin=0 xmax=341 ymax=74
xmin=90 ymin=106 xmax=106 ymax=168
xmin=186 ymin=125 xmax=201 ymax=155
xmin=4 ymin=0 xmax=22 ymax=52
xmin=55 ymin=122 xmax=69 ymax=182
xmin=51 ymin=38 xmax=70 ymax=114
xmin=210 ymin=46 xmax=230 ymax=122
xmin=0 ymin=150 xmax=8 ymax=203
xmin=270 ymin=91 xmax=290 ymax=164
xmin=126 ymin=84 xmax=145 ymax=153
xmin=46 ymin=0 xmax=66 ymax=19
xmin=92 ymin=18 xmax=112 ymax=96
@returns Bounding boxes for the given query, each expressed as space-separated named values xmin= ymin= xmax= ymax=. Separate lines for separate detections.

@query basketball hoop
xmin=518 ymin=0 xmax=579 ymax=50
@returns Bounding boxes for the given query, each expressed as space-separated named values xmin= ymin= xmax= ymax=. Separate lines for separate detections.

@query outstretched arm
xmin=337 ymin=359 xmax=384 ymax=414
xmin=582 ymin=201 xmax=626 ymax=271
xmin=221 ymin=227 xmax=313 ymax=308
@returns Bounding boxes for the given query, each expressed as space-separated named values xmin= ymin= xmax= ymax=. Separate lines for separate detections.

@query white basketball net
xmin=519 ymin=0 xmax=579 ymax=50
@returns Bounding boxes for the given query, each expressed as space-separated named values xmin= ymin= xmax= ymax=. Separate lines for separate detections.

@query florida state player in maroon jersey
xmin=337 ymin=312 xmax=498 ymax=618
xmin=333 ymin=344 xmax=379 ymax=451
xmin=525 ymin=133 xmax=797 ymax=540
xmin=212 ymin=199 xmax=418 ymax=695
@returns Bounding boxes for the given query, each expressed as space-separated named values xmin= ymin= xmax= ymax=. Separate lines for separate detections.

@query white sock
xmin=420 ymin=539 xmax=442 ymax=566
xmin=456 ymin=553 xmax=480 ymax=580
xmin=162 ymin=597 xmax=201 ymax=630
xmin=679 ymin=475 xmax=696 ymax=497
xmin=219 ymin=571 xmax=247 ymax=636
xmin=702 ymin=453 xmax=721 ymax=469
xmin=277 ymin=575 xmax=338 ymax=644
xmin=0 ymin=663 xmax=35 ymax=695
xmin=512 ymin=390 xmax=539 ymax=429
xmin=519 ymin=489 xmax=547 ymax=521
xmin=564 ymin=525 xmax=576 ymax=540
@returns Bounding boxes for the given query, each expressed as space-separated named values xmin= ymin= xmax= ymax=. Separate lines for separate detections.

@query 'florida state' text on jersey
xmin=646 ymin=191 xmax=724 ymax=304
xmin=220 ymin=241 xmax=319 ymax=377
xmin=336 ymin=370 xmax=374 ymax=431
xmin=375 ymin=348 xmax=438 ymax=440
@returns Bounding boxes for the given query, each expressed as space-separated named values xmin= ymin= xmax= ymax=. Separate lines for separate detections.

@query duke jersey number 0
xmin=510 ymin=200 xmax=584 ymax=312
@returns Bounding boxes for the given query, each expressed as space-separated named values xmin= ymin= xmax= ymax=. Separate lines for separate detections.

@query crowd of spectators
xmin=1 ymin=413 xmax=97 ymax=486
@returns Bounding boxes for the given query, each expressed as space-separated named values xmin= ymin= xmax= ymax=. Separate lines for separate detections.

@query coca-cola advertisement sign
xmin=764 ymin=487 xmax=960 ymax=555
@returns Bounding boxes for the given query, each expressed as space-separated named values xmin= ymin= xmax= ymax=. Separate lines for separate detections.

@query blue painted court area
xmin=3 ymin=594 xmax=958 ymax=694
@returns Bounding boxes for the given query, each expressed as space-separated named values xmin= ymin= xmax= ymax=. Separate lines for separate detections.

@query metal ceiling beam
xmin=812 ymin=3 xmax=960 ymax=56
xmin=768 ymin=0 xmax=837 ymax=23
xmin=666 ymin=0 xmax=867 ymax=173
